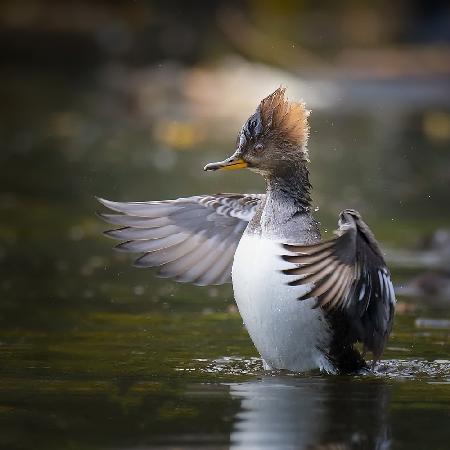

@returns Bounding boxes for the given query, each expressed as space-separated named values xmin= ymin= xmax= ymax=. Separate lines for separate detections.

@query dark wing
xmin=97 ymin=193 xmax=263 ymax=286
xmin=281 ymin=209 xmax=395 ymax=360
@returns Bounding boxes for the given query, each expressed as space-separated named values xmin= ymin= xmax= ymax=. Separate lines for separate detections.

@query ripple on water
xmin=374 ymin=359 xmax=450 ymax=381
xmin=202 ymin=356 xmax=263 ymax=376
xmin=201 ymin=357 xmax=450 ymax=381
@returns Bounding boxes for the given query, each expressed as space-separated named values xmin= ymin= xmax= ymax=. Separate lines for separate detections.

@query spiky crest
xmin=258 ymin=87 xmax=310 ymax=158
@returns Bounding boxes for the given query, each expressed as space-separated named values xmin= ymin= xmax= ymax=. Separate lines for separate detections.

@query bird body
xmin=232 ymin=176 xmax=333 ymax=372
xmin=232 ymin=233 xmax=333 ymax=372
xmin=98 ymin=87 xmax=395 ymax=374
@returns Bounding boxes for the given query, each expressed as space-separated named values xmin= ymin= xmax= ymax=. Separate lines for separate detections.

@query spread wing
xmin=97 ymin=194 xmax=263 ymax=286
xmin=281 ymin=209 xmax=395 ymax=360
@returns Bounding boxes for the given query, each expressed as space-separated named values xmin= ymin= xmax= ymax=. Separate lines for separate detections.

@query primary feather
xmin=97 ymin=194 xmax=264 ymax=286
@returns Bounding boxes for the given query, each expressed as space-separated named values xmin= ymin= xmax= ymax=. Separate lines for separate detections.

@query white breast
xmin=232 ymin=234 xmax=333 ymax=373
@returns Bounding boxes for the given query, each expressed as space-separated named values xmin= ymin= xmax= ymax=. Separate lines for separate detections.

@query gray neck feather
xmin=264 ymin=161 xmax=312 ymax=212
xmin=249 ymin=160 xmax=320 ymax=243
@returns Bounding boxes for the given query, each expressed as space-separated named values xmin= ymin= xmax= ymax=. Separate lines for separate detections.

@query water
xmin=0 ymin=65 xmax=449 ymax=449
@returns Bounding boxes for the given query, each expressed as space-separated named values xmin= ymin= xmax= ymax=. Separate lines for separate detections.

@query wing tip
xmin=96 ymin=196 xmax=125 ymax=213
xmin=114 ymin=241 xmax=135 ymax=252
xmin=96 ymin=211 xmax=115 ymax=224
xmin=280 ymin=254 xmax=300 ymax=263
xmin=133 ymin=255 xmax=154 ymax=268
xmin=281 ymin=267 xmax=302 ymax=276
xmin=103 ymin=227 xmax=128 ymax=239
xmin=96 ymin=196 xmax=111 ymax=207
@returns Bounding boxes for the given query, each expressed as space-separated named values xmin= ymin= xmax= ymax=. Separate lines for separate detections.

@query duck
xmin=98 ymin=87 xmax=395 ymax=374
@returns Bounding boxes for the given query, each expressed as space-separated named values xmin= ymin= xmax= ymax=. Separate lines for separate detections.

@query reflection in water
xmin=229 ymin=376 xmax=390 ymax=450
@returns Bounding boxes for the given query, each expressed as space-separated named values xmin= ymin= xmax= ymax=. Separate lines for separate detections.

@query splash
xmin=201 ymin=357 xmax=450 ymax=381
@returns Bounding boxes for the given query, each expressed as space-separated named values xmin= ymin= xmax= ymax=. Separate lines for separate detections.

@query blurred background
xmin=0 ymin=1 xmax=449 ymax=449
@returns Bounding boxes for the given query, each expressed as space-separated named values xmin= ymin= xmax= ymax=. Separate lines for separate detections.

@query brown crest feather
xmin=258 ymin=87 xmax=310 ymax=156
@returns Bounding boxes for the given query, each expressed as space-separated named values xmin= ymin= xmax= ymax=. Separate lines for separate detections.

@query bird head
xmin=204 ymin=87 xmax=310 ymax=176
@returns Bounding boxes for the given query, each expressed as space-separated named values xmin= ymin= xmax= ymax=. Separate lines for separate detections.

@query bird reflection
xmin=228 ymin=376 xmax=391 ymax=450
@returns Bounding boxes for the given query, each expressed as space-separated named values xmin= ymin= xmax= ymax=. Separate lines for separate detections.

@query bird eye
xmin=254 ymin=144 xmax=264 ymax=152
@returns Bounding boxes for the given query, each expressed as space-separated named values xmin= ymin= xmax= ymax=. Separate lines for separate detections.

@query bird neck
xmin=264 ymin=161 xmax=312 ymax=214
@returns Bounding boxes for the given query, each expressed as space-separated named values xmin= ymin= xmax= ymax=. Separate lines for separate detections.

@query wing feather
xmin=281 ymin=209 xmax=395 ymax=362
xmin=132 ymin=233 xmax=205 ymax=267
xmin=105 ymin=225 xmax=181 ymax=240
xmin=98 ymin=194 xmax=263 ymax=286
xmin=98 ymin=198 xmax=182 ymax=217
xmin=289 ymin=260 xmax=339 ymax=286
xmin=206 ymin=241 xmax=240 ymax=285
xmin=99 ymin=214 xmax=172 ymax=228
xmin=283 ymin=255 xmax=336 ymax=277
xmin=116 ymin=233 xmax=189 ymax=253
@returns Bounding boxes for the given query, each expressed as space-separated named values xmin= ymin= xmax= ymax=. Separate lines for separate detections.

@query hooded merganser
xmin=98 ymin=87 xmax=395 ymax=374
